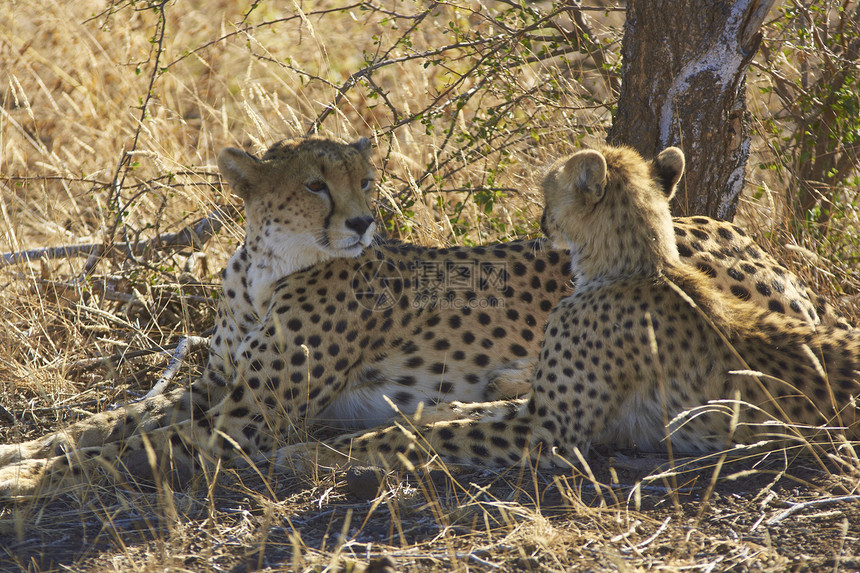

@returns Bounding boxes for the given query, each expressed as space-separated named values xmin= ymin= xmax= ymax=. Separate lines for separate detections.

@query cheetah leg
xmin=0 ymin=442 xmax=174 ymax=499
xmin=0 ymin=380 xmax=227 ymax=468
xmin=811 ymin=293 xmax=854 ymax=330
xmin=0 ymin=388 xmax=184 ymax=466
xmin=0 ymin=445 xmax=180 ymax=499
xmin=272 ymin=365 xmax=627 ymax=473
xmin=0 ymin=402 xmax=262 ymax=499
xmin=270 ymin=399 xmax=565 ymax=474
xmin=0 ymin=433 xmax=216 ymax=499
xmin=0 ymin=381 xmax=272 ymax=499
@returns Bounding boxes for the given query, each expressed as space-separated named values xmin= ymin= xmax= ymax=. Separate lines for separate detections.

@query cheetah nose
xmin=345 ymin=215 xmax=375 ymax=236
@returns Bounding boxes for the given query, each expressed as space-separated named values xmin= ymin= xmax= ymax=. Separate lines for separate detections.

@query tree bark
xmin=607 ymin=0 xmax=776 ymax=220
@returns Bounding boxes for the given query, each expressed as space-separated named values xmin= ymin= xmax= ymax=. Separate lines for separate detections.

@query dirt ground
xmin=2 ymin=442 xmax=858 ymax=572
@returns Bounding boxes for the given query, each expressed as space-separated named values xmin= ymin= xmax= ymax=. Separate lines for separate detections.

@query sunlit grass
xmin=0 ymin=1 xmax=858 ymax=571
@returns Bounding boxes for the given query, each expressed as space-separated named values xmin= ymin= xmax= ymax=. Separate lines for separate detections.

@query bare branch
xmin=1 ymin=205 xmax=241 ymax=267
xmin=143 ymin=336 xmax=210 ymax=399
xmin=766 ymin=495 xmax=860 ymax=525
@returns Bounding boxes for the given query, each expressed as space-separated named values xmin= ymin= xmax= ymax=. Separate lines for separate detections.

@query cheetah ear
xmin=350 ymin=137 xmax=372 ymax=155
xmin=652 ymin=147 xmax=685 ymax=199
xmin=562 ymin=149 xmax=607 ymax=205
xmin=218 ymin=147 xmax=262 ymax=201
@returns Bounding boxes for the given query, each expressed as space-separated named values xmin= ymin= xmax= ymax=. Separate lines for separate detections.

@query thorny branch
xmin=756 ymin=0 xmax=860 ymax=230
xmin=104 ymin=1 xmax=170 ymax=257
xmin=288 ymin=2 xmax=611 ymax=208
xmin=53 ymin=2 xmax=618 ymax=265
xmin=163 ymin=1 xmax=617 ymax=211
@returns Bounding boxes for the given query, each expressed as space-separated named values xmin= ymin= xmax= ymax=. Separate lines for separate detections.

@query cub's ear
xmin=652 ymin=147 xmax=685 ymax=199
xmin=562 ymin=149 xmax=607 ymax=205
xmin=350 ymin=137 xmax=372 ymax=156
xmin=218 ymin=147 xmax=262 ymax=200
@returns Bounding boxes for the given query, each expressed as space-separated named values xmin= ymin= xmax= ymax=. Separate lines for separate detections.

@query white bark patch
xmin=657 ymin=1 xmax=753 ymax=148
xmin=719 ymin=137 xmax=750 ymax=219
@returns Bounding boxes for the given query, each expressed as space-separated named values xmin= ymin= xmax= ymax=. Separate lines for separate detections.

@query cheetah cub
xmin=278 ymin=145 xmax=859 ymax=471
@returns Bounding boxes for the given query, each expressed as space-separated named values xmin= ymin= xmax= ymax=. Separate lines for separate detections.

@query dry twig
xmin=1 ymin=206 xmax=240 ymax=267
xmin=765 ymin=495 xmax=860 ymax=525
xmin=143 ymin=335 xmax=210 ymax=399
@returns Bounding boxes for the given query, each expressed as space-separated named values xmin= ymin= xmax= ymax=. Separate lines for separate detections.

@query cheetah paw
xmin=0 ymin=441 xmax=47 ymax=467
xmin=0 ymin=435 xmax=66 ymax=467
xmin=263 ymin=443 xmax=317 ymax=475
xmin=0 ymin=443 xmax=23 ymax=467
xmin=486 ymin=358 xmax=536 ymax=399
xmin=0 ymin=459 xmax=48 ymax=500
xmin=268 ymin=442 xmax=353 ymax=475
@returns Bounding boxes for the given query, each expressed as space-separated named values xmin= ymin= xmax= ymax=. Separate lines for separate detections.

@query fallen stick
xmin=620 ymin=516 xmax=672 ymax=554
xmin=1 ymin=337 xmax=211 ymax=421
xmin=68 ymin=344 xmax=178 ymax=376
xmin=766 ymin=495 xmax=860 ymax=525
xmin=0 ymin=403 xmax=14 ymax=423
xmin=143 ymin=335 xmax=210 ymax=399
xmin=67 ymin=331 xmax=212 ymax=375
xmin=1 ymin=205 xmax=241 ymax=266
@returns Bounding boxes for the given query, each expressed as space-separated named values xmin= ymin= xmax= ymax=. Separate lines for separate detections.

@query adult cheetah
xmin=276 ymin=145 xmax=858 ymax=471
xmin=0 ymin=138 xmax=840 ymax=497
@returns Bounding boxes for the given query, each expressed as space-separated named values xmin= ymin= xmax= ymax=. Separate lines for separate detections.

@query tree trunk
xmin=606 ymin=0 xmax=775 ymax=220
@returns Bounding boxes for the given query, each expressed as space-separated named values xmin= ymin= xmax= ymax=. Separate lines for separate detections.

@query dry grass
xmin=1 ymin=1 xmax=859 ymax=571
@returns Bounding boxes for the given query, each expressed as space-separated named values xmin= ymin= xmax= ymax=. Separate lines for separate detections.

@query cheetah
xmin=276 ymin=144 xmax=859 ymax=472
xmin=0 ymin=138 xmax=840 ymax=498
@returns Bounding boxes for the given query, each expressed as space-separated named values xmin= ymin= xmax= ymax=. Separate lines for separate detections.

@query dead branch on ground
xmin=1 ymin=205 xmax=241 ymax=267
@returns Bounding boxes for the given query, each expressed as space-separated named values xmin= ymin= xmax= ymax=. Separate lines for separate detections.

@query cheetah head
xmin=218 ymin=136 xmax=377 ymax=275
xmin=540 ymin=145 xmax=685 ymax=283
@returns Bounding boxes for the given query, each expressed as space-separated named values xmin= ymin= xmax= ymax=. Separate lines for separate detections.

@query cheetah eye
xmin=306 ymin=180 xmax=329 ymax=194
xmin=360 ymin=178 xmax=374 ymax=192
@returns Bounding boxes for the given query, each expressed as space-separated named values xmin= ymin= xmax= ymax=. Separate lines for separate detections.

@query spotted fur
xmin=276 ymin=145 xmax=858 ymax=472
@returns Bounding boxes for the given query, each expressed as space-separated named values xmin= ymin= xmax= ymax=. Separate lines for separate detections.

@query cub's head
xmin=540 ymin=145 xmax=685 ymax=283
xmin=218 ymin=136 xmax=377 ymax=272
